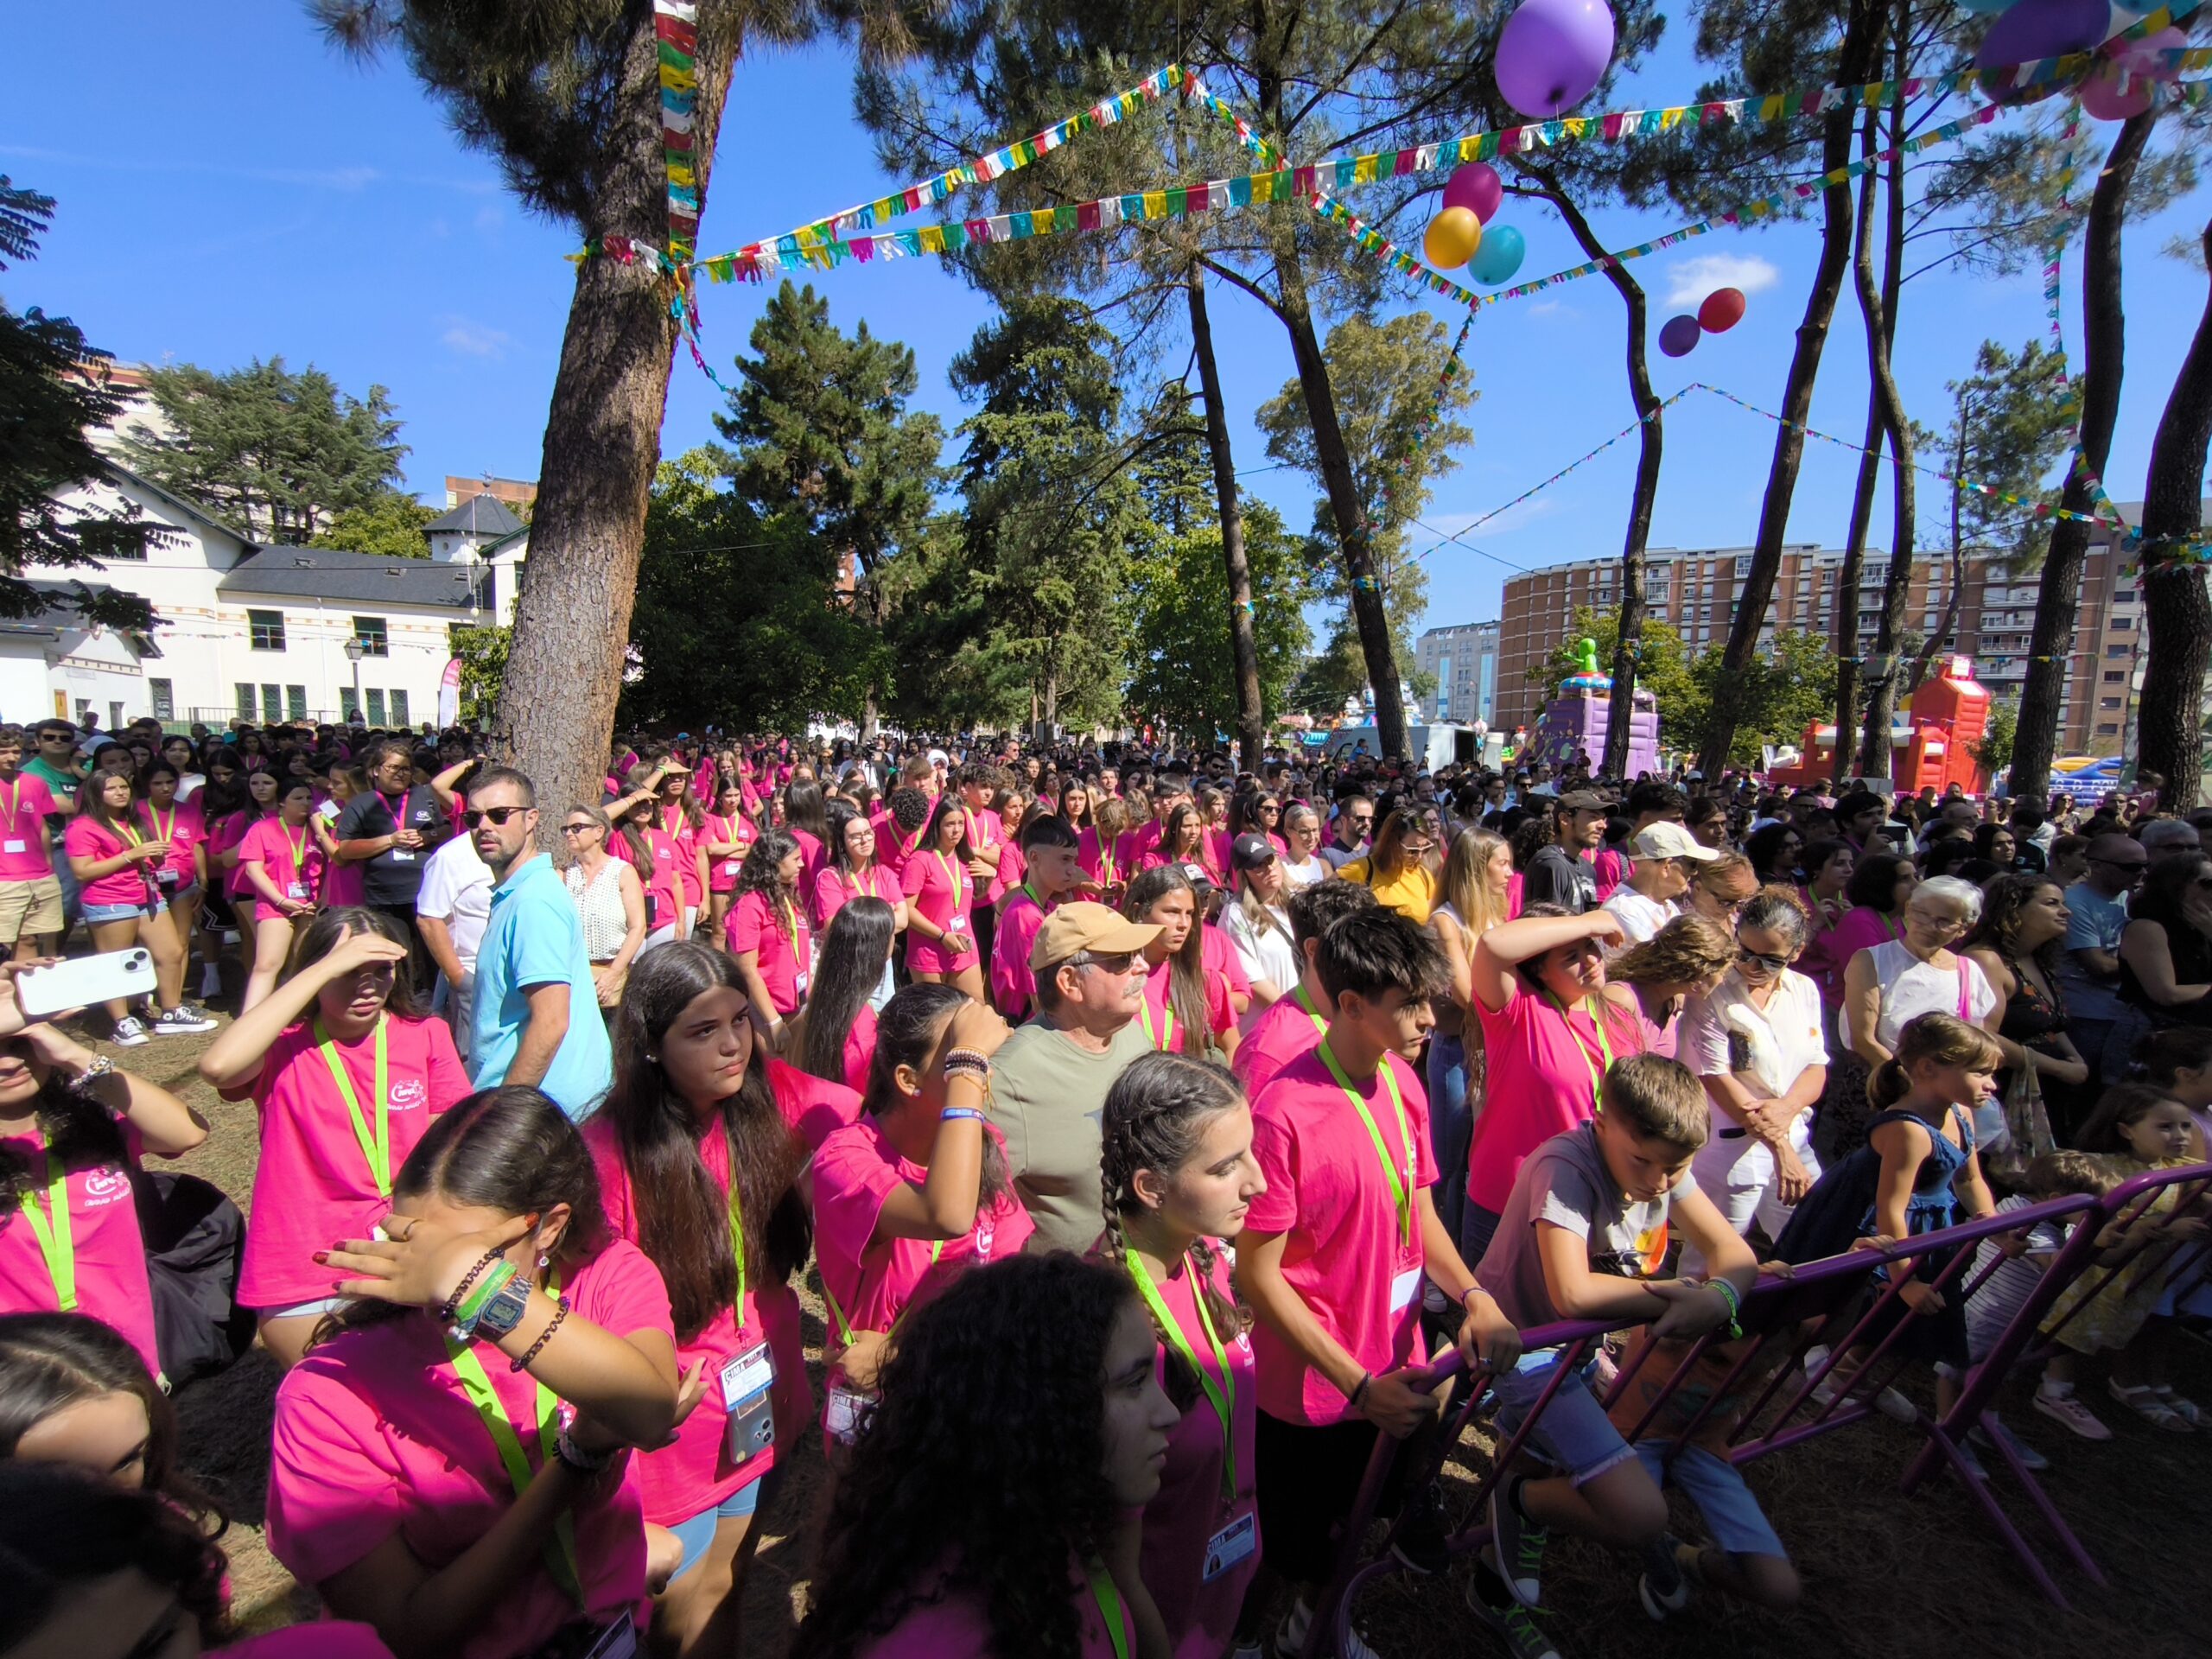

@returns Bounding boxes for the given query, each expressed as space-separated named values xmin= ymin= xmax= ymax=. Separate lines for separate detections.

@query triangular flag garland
xmin=652 ymin=1 xmax=701 ymax=270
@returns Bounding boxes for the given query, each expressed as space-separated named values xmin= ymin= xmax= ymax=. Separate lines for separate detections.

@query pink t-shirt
xmin=843 ymin=1005 xmax=879 ymax=1097
xmin=792 ymin=827 xmax=827 ymax=899
xmin=267 ymin=1239 xmax=672 ymax=1659
xmin=1201 ymin=922 xmax=1251 ymax=999
xmin=1796 ymin=893 xmax=1856 ymax=1008
xmin=1233 ymin=991 xmax=1329 ymax=1098
xmin=726 ymin=889 xmax=811 ymax=1016
xmin=1139 ymin=961 xmax=1234 ymax=1054
xmin=0 ymin=1120 xmax=159 ymax=1376
xmin=583 ymin=1086 xmax=817 ymax=1526
xmin=0 ymin=772 xmax=58 ymax=879
xmin=321 ymin=807 xmax=367 ymax=907
xmin=1820 ymin=905 xmax=1902 ymax=1007
xmin=1132 ymin=1252 xmax=1262 ymax=1656
xmin=234 ymin=1015 xmax=470 ymax=1309
xmin=210 ymin=811 xmax=266 ymax=900
xmin=216 ymin=1621 xmax=394 ymax=1659
xmin=855 ymin=1562 xmax=1132 ymax=1659
xmin=638 ymin=824 xmax=683 ymax=932
xmin=1246 ymin=1047 xmax=1436 ymax=1425
xmin=901 ymin=849 xmax=976 ymax=976
xmin=143 ymin=798 xmax=206 ymax=890
xmin=812 ymin=1115 xmax=1034 ymax=1372
xmin=964 ymin=806 xmax=1008 ymax=904
xmin=1077 ymin=827 xmax=1123 ymax=893
xmin=816 ymin=862 xmax=899 ymax=931
xmin=671 ymin=821 xmax=703 ymax=908
xmin=1465 ymin=988 xmax=1648 ymax=1215
xmin=871 ymin=811 xmax=926 ymax=884
xmin=238 ymin=817 xmax=327 ymax=908
xmin=768 ymin=1054 xmax=862 ymax=1153
xmin=705 ymin=812 xmax=755 ymax=893
xmin=989 ymin=890 xmax=1055 ymax=1019
xmin=64 ymin=814 xmax=158 ymax=908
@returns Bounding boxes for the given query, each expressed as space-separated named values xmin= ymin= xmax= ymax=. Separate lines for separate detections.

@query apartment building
xmin=1413 ymin=621 xmax=1502 ymax=726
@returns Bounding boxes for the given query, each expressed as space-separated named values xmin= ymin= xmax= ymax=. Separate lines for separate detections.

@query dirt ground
xmin=135 ymin=1008 xmax=2212 ymax=1659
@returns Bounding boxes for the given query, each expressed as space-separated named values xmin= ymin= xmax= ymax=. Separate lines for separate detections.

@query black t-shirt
xmin=334 ymin=785 xmax=447 ymax=906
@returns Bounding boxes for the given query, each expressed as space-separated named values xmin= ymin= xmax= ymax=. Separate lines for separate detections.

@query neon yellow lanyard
xmin=281 ymin=822 xmax=309 ymax=879
xmin=17 ymin=1147 xmax=76 ymax=1311
xmin=821 ymin=1238 xmax=944 ymax=1348
xmin=0 ymin=778 xmax=22 ymax=838
xmin=1137 ymin=993 xmax=1177 ymax=1052
xmin=724 ymin=1122 xmax=748 ymax=1335
xmin=1877 ymin=912 xmax=1899 ymax=943
xmin=1124 ymin=1250 xmax=1236 ymax=1503
xmin=1544 ymin=991 xmax=1617 ymax=1120
xmin=1084 ymin=1556 xmax=1133 ymax=1659
xmin=314 ymin=1015 xmax=391 ymax=1198
xmin=1291 ymin=983 xmax=1327 ymax=1036
xmin=779 ymin=896 xmax=803 ymax=946
xmin=443 ymin=1319 xmax=582 ymax=1606
xmin=149 ymin=805 xmax=176 ymax=849
xmin=935 ymin=850 xmax=967 ymax=912
xmin=1318 ymin=1039 xmax=1414 ymax=1250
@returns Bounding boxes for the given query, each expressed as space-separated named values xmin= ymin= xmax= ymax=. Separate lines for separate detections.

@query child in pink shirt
xmin=1232 ymin=880 xmax=1379 ymax=1099
xmin=725 ymin=830 xmax=813 ymax=1036
xmin=900 ymin=798 xmax=982 ymax=999
xmin=267 ymin=1087 xmax=682 ymax=1659
xmin=198 ymin=911 xmax=468 ymax=1367
xmin=1127 ymin=868 xmax=1237 ymax=1065
xmin=989 ymin=816 xmax=1084 ymax=1020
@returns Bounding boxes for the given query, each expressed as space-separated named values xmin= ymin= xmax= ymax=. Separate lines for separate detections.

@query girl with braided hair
xmin=1093 ymin=1052 xmax=1266 ymax=1659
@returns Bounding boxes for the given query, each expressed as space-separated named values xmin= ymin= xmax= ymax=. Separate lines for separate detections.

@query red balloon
xmin=1697 ymin=287 xmax=1746 ymax=333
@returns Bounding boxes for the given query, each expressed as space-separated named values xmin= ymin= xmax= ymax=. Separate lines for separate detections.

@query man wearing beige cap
xmin=1599 ymin=821 xmax=1719 ymax=945
xmin=989 ymin=900 xmax=1160 ymax=1253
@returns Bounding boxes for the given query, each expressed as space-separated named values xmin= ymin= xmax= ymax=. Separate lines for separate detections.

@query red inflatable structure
xmin=1766 ymin=656 xmax=1993 ymax=796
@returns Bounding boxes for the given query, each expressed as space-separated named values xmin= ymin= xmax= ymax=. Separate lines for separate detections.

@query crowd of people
xmin=1 ymin=714 xmax=2208 ymax=1659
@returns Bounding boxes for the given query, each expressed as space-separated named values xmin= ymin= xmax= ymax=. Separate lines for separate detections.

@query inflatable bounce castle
xmin=1766 ymin=656 xmax=1993 ymax=796
xmin=1526 ymin=639 xmax=1662 ymax=778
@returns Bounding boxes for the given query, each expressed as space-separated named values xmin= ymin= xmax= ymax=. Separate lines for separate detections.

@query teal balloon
xmin=1469 ymin=224 xmax=1527 ymax=284
xmin=1955 ymin=0 xmax=2012 ymax=13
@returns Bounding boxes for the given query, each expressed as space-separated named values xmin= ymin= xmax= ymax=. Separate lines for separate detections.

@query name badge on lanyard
xmin=721 ymin=1341 xmax=776 ymax=1465
xmin=1202 ymin=1512 xmax=1258 ymax=1581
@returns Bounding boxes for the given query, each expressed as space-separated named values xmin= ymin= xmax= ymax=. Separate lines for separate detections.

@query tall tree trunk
xmin=1186 ymin=266 xmax=1267 ymax=772
xmin=2135 ymin=214 xmax=2212 ymax=810
xmin=1698 ymin=0 xmax=1887 ymax=776
xmin=495 ymin=13 xmax=729 ymax=849
xmin=1515 ymin=162 xmax=1662 ymax=782
xmin=2013 ymin=111 xmax=2157 ymax=803
xmin=1833 ymin=124 xmax=1886 ymax=787
xmin=1905 ymin=448 xmax=1965 ymax=694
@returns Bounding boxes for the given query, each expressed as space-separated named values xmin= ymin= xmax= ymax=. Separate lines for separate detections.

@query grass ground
xmin=131 ymin=1005 xmax=2212 ymax=1659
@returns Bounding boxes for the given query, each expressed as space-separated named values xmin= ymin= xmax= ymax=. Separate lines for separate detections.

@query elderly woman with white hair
xmin=1830 ymin=874 xmax=2001 ymax=1156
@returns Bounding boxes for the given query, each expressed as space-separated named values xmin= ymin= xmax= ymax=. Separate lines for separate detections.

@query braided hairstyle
xmin=1096 ymin=1053 xmax=1250 ymax=1411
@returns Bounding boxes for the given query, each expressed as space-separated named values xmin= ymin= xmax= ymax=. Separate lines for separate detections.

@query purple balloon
xmin=1495 ymin=0 xmax=1618 ymax=120
xmin=1658 ymin=315 xmax=1702 ymax=358
xmin=1974 ymin=0 xmax=2109 ymax=92
xmin=1443 ymin=162 xmax=1503 ymax=223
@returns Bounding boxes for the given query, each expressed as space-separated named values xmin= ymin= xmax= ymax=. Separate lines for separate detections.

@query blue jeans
xmin=1427 ymin=1032 xmax=1473 ymax=1246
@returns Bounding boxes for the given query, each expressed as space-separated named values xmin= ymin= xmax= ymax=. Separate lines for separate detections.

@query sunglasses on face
xmin=463 ymin=805 xmax=529 ymax=829
xmin=1736 ymin=946 xmax=1791 ymax=974
xmin=561 ymin=822 xmax=598 ymax=836
xmin=1076 ymin=951 xmax=1140 ymax=976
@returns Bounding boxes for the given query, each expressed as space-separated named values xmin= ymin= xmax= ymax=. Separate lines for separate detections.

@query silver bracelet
xmin=555 ymin=1426 xmax=618 ymax=1473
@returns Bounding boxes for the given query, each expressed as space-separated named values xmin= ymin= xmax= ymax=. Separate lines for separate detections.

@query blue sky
xmin=4 ymin=5 xmax=2205 ymax=643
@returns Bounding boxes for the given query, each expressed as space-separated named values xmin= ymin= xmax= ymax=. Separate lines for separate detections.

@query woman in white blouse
xmin=1223 ymin=833 xmax=1299 ymax=1029
xmin=1278 ymin=803 xmax=1331 ymax=890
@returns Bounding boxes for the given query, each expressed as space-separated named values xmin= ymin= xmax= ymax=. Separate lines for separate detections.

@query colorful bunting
xmin=652 ymin=2 xmax=701 ymax=269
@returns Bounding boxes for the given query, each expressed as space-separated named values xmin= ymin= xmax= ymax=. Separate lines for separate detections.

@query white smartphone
xmin=16 ymin=949 xmax=157 ymax=1017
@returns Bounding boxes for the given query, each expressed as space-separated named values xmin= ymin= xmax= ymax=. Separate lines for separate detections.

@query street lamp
xmin=344 ymin=635 xmax=365 ymax=721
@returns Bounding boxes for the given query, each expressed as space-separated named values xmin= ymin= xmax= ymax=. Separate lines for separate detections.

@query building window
xmin=391 ymin=690 xmax=410 ymax=728
xmin=2107 ymin=645 xmax=2131 ymax=658
xmin=353 ymin=616 xmax=390 ymax=658
xmin=249 ymin=609 xmax=286 ymax=652
xmin=2100 ymin=697 xmax=2123 ymax=710
xmin=235 ymin=683 xmax=254 ymax=721
xmin=262 ymin=684 xmax=283 ymax=722
xmin=340 ymin=686 xmax=359 ymax=721
xmin=149 ymin=679 xmax=174 ymax=722
xmin=287 ymin=685 xmax=308 ymax=721
xmin=2095 ymin=722 xmax=2120 ymax=735
xmin=2110 ymin=616 xmax=2132 ymax=632
xmin=366 ymin=688 xmax=387 ymax=726
xmin=108 ymin=701 xmax=124 ymax=733
xmin=2103 ymin=671 xmax=2125 ymax=683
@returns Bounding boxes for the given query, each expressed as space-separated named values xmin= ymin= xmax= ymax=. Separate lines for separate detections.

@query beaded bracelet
xmin=939 ymin=1106 xmax=986 ymax=1123
xmin=454 ymin=1261 xmax=518 ymax=1334
xmin=943 ymin=1047 xmax=993 ymax=1077
xmin=512 ymin=1294 xmax=570 ymax=1372
xmin=438 ymin=1248 xmax=505 ymax=1325
xmin=555 ymin=1423 xmax=617 ymax=1473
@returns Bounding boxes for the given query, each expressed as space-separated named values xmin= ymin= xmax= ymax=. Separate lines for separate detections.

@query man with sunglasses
xmin=464 ymin=766 xmax=612 ymax=1119
xmin=2063 ymin=834 xmax=2148 ymax=1090
xmin=1319 ymin=791 xmax=1375 ymax=872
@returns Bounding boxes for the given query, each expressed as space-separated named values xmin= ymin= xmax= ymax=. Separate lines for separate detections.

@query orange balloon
xmin=1423 ymin=207 xmax=1483 ymax=270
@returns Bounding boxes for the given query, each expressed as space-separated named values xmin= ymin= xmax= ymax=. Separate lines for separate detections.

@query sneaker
xmin=152 ymin=1005 xmax=217 ymax=1035
xmin=2108 ymin=1381 xmax=2195 ymax=1433
xmin=1950 ymin=1435 xmax=1990 ymax=1482
xmin=2154 ymin=1389 xmax=2203 ymax=1427
xmin=1389 ymin=1480 xmax=1452 ymax=1576
xmin=110 ymin=1015 xmax=149 ymax=1047
xmin=1637 ymin=1533 xmax=1691 ymax=1621
xmin=1967 ymin=1414 xmax=2050 ymax=1472
xmin=1276 ymin=1597 xmax=1382 ymax=1659
xmin=1487 ymin=1479 xmax=1548 ymax=1609
xmin=2033 ymin=1389 xmax=2113 ymax=1442
xmin=1804 ymin=1349 xmax=1916 ymax=1423
xmin=1465 ymin=1577 xmax=1561 ymax=1659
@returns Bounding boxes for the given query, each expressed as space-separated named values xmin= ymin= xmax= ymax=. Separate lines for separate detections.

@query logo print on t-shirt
xmin=80 ymin=1167 xmax=130 ymax=1207
xmin=974 ymin=1222 xmax=997 ymax=1259
xmin=390 ymin=1077 xmax=428 ymax=1110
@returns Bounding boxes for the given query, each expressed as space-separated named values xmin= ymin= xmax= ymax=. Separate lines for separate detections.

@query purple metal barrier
xmin=1306 ymin=1189 xmax=2142 ymax=1656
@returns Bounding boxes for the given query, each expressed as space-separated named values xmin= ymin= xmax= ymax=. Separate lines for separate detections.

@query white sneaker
xmin=1278 ymin=1597 xmax=1383 ymax=1659
xmin=153 ymin=1005 xmax=217 ymax=1035
xmin=111 ymin=1015 xmax=149 ymax=1047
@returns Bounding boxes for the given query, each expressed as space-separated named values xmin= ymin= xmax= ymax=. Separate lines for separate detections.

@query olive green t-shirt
xmin=989 ymin=1014 xmax=1152 ymax=1255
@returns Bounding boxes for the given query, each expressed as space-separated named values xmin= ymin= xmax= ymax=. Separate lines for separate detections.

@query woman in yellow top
xmin=1338 ymin=808 xmax=1441 ymax=925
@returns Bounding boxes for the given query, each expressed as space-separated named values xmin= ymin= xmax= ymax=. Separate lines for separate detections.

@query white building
xmin=1414 ymin=620 xmax=1501 ymax=727
xmin=20 ymin=462 xmax=525 ymax=731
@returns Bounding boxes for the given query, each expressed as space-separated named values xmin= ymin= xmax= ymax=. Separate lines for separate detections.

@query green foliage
xmin=311 ymin=493 xmax=437 ymax=560
xmin=447 ymin=623 xmax=510 ymax=723
xmin=622 ymin=449 xmax=883 ymax=731
xmin=0 ymin=176 xmax=161 ymax=628
xmin=1931 ymin=340 xmax=2082 ymax=569
xmin=1973 ymin=697 xmax=2018 ymax=776
xmin=1125 ymin=505 xmax=1313 ymax=741
xmin=119 ymin=357 xmax=407 ymax=543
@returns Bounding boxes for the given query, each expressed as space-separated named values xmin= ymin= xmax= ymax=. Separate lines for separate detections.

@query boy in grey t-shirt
xmin=1468 ymin=1055 xmax=1760 ymax=1652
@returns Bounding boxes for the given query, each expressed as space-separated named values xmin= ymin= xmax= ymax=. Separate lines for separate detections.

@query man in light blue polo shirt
xmin=466 ymin=765 xmax=612 ymax=1118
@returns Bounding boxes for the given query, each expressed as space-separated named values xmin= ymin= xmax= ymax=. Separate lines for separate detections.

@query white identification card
xmin=825 ymin=1383 xmax=872 ymax=1445
xmin=721 ymin=859 xmax=741 ymax=878
xmin=1390 ymin=1266 xmax=1421 ymax=1313
xmin=1202 ymin=1512 xmax=1258 ymax=1581
xmin=721 ymin=1340 xmax=775 ymax=1466
xmin=288 ymin=882 xmax=308 ymax=900
xmin=3 ymin=839 xmax=22 ymax=855
xmin=720 ymin=1342 xmax=773 ymax=1406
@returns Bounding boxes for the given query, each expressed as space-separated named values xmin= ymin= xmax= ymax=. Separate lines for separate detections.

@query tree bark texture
xmin=2012 ymin=111 xmax=2155 ymax=803
xmin=1697 ymin=0 xmax=1887 ymax=776
xmin=1858 ymin=78 xmax=1917 ymax=779
xmin=1186 ymin=266 xmax=1267 ymax=772
xmin=494 ymin=12 xmax=733 ymax=852
xmin=1833 ymin=130 xmax=1885 ymax=787
xmin=2135 ymin=215 xmax=2212 ymax=810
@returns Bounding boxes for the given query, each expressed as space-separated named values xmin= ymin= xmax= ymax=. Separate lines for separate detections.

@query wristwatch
xmin=473 ymin=1271 xmax=534 ymax=1341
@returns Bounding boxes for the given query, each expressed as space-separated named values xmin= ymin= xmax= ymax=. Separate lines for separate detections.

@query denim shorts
xmin=1631 ymin=1441 xmax=1786 ymax=1558
xmin=1490 ymin=1352 xmax=1637 ymax=1486
xmin=83 ymin=899 xmax=156 ymax=925
xmin=665 ymin=1470 xmax=776 ymax=1579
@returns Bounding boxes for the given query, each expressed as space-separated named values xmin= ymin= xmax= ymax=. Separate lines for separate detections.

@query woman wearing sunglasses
xmin=560 ymin=804 xmax=650 ymax=1012
xmin=1676 ymin=887 xmax=1827 ymax=1271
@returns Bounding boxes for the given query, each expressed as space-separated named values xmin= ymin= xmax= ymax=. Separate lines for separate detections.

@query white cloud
xmin=474 ymin=203 xmax=504 ymax=234
xmin=440 ymin=317 xmax=511 ymax=359
xmin=1663 ymin=252 xmax=1781 ymax=308
xmin=1526 ymin=299 xmax=1567 ymax=320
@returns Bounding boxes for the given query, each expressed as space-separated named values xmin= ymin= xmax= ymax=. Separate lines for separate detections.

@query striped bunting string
xmin=652 ymin=1 xmax=701 ymax=269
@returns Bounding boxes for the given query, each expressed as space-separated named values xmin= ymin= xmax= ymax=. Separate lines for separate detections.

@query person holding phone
xmin=237 ymin=782 xmax=330 ymax=1014
xmin=333 ymin=739 xmax=450 ymax=990
xmin=64 ymin=774 xmax=210 ymax=1044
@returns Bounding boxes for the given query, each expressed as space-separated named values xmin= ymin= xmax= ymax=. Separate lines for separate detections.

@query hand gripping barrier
xmin=1300 ymin=1162 xmax=2212 ymax=1656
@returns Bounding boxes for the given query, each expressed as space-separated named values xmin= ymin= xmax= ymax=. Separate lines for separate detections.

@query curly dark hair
xmin=0 ymin=1461 xmax=231 ymax=1649
xmin=791 ymin=1255 xmax=1136 ymax=1659
xmin=1964 ymin=874 xmax=2070 ymax=1017
xmin=0 ymin=1070 xmax=125 ymax=1230
xmin=604 ymin=944 xmax=810 ymax=1344
xmin=734 ymin=828 xmax=804 ymax=940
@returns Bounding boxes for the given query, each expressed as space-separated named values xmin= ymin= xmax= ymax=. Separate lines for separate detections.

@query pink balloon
xmin=1443 ymin=162 xmax=1503 ymax=224
xmin=2079 ymin=25 xmax=2183 ymax=120
xmin=2081 ymin=59 xmax=2152 ymax=120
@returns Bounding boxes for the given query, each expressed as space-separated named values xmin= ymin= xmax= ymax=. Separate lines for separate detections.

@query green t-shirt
xmin=21 ymin=757 xmax=80 ymax=820
xmin=988 ymin=1016 xmax=1153 ymax=1255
